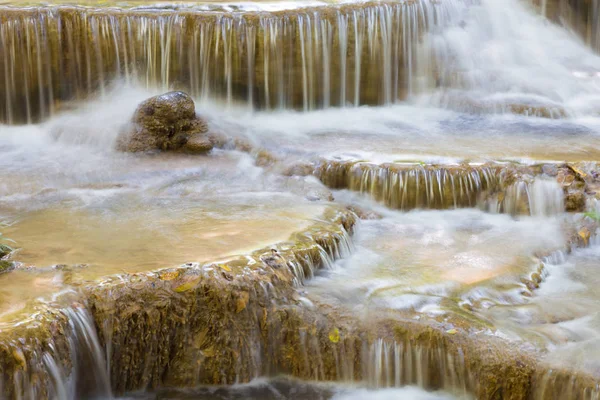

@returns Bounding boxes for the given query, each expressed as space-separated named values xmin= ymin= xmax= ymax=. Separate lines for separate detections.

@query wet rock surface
xmin=314 ymin=160 xmax=600 ymax=216
xmin=4 ymin=162 xmax=600 ymax=400
xmin=0 ymin=243 xmax=12 ymax=258
xmin=116 ymin=92 xmax=212 ymax=154
xmin=0 ymin=260 xmax=14 ymax=274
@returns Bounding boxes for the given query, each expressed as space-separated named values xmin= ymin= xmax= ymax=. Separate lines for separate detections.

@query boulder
xmin=116 ymin=91 xmax=213 ymax=154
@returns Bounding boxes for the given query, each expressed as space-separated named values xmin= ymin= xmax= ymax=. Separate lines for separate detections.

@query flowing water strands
xmin=484 ymin=177 xmax=565 ymax=216
xmin=316 ymin=160 xmax=506 ymax=210
xmin=0 ymin=208 xmax=356 ymax=399
xmin=317 ymin=160 xmax=569 ymax=215
xmin=360 ymin=338 xmax=471 ymax=393
xmin=285 ymin=225 xmax=355 ymax=285
xmin=294 ymin=333 xmax=474 ymax=393
xmin=533 ymin=0 xmax=600 ymax=53
xmin=532 ymin=367 xmax=600 ymax=400
xmin=0 ymin=306 xmax=111 ymax=400
xmin=0 ymin=0 xmax=465 ymax=123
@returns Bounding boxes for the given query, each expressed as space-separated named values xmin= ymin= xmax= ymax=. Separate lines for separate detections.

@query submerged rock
xmin=282 ymin=162 xmax=315 ymax=177
xmin=0 ymin=244 xmax=12 ymax=258
xmin=0 ymin=260 xmax=14 ymax=274
xmin=116 ymin=91 xmax=212 ymax=154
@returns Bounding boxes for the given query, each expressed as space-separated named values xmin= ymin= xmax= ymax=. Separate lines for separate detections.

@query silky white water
xmin=416 ymin=0 xmax=600 ymax=117
xmin=119 ymin=378 xmax=464 ymax=399
xmin=1 ymin=0 xmax=600 ymax=398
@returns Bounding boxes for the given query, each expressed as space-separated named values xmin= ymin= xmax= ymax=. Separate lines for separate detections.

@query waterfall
xmin=0 ymin=305 xmax=112 ymax=400
xmin=0 ymin=0 xmax=466 ymax=124
xmin=532 ymin=0 xmax=600 ymax=53
xmin=418 ymin=0 xmax=600 ymax=117
xmin=497 ymin=177 xmax=565 ymax=217
xmin=316 ymin=161 xmax=505 ymax=211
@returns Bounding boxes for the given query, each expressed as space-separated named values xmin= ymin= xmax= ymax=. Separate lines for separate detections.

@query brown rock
xmin=255 ymin=150 xmax=279 ymax=167
xmin=206 ymin=130 xmax=230 ymax=148
xmin=346 ymin=205 xmax=382 ymax=220
xmin=116 ymin=91 xmax=212 ymax=153
xmin=183 ymin=135 xmax=213 ymax=154
xmin=282 ymin=162 xmax=315 ymax=177
xmin=565 ymin=190 xmax=586 ymax=212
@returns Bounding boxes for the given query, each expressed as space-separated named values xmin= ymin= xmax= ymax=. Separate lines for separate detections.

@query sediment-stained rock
xmin=116 ymin=91 xmax=212 ymax=154
xmin=0 ymin=207 xmax=356 ymax=399
xmin=84 ymin=208 xmax=355 ymax=391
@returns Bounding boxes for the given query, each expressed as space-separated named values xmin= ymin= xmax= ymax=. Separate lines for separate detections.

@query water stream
xmin=2 ymin=0 xmax=600 ymax=398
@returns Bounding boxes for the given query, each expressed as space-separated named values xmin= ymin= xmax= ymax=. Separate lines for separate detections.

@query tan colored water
xmin=4 ymin=206 xmax=318 ymax=274
xmin=0 ymin=142 xmax=326 ymax=324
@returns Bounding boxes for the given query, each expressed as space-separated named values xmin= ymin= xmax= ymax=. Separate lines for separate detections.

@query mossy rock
xmin=116 ymin=91 xmax=212 ymax=154
xmin=0 ymin=260 xmax=15 ymax=274
xmin=565 ymin=190 xmax=586 ymax=212
xmin=0 ymin=244 xmax=12 ymax=258
xmin=183 ymin=134 xmax=213 ymax=154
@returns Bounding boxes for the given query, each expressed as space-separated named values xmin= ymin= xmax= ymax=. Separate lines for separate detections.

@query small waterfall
xmin=495 ymin=177 xmax=565 ymax=216
xmin=0 ymin=0 xmax=466 ymax=123
xmin=532 ymin=0 xmax=600 ymax=53
xmin=317 ymin=160 xmax=568 ymax=215
xmin=361 ymin=338 xmax=470 ymax=394
xmin=532 ymin=368 xmax=600 ymax=400
xmin=316 ymin=161 xmax=504 ymax=210
xmin=0 ymin=305 xmax=112 ymax=400
xmin=295 ymin=335 xmax=473 ymax=393
xmin=418 ymin=0 xmax=600 ymax=117
xmin=284 ymin=223 xmax=355 ymax=285
xmin=64 ymin=306 xmax=112 ymax=399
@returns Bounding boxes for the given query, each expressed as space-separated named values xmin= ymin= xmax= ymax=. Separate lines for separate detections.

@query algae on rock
xmin=116 ymin=91 xmax=213 ymax=154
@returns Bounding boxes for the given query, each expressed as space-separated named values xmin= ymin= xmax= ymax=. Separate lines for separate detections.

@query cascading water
xmin=0 ymin=0 xmax=465 ymax=123
xmin=0 ymin=305 xmax=111 ymax=400
xmin=416 ymin=0 xmax=600 ymax=117
xmin=532 ymin=0 xmax=600 ymax=53
xmin=501 ymin=177 xmax=565 ymax=216
xmin=316 ymin=161 xmax=503 ymax=210
xmin=3 ymin=0 xmax=600 ymax=398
